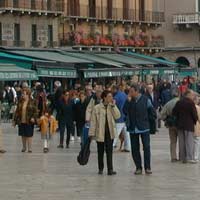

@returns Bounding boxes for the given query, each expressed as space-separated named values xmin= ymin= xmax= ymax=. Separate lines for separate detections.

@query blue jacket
xmin=114 ymin=91 xmax=127 ymax=123
xmin=161 ymin=89 xmax=172 ymax=106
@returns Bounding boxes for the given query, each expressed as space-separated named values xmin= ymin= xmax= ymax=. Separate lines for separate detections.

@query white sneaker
xmin=71 ymin=136 xmax=75 ymax=141
xmin=77 ymin=137 xmax=81 ymax=141
xmin=187 ymin=160 xmax=198 ymax=164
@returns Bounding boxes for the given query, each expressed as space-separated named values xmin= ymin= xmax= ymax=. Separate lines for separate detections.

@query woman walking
xmin=13 ymin=88 xmax=38 ymax=153
xmin=57 ymin=90 xmax=74 ymax=149
xmin=89 ymin=90 xmax=120 ymax=175
xmin=74 ymin=91 xmax=87 ymax=142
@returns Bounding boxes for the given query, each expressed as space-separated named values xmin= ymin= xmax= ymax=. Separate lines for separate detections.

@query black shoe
xmin=107 ymin=171 xmax=117 ymax=176
xmin=134 ymin=169 xmax=142 ymax=175
xmin=21 ymin=148 xmax=26 ymax=153
xmin=28 ymin=150 xmax=32 ymax=153
xmin=57 ymin=145 xmax=64 ymax=149
xmin=43 ymin=148 xmax=49 ymax=153
xmin=0 ymin=149 xmax=6 ymax=153
xmin=98 ymin=170 xmax=103 ymax=175
xmin=66 ymin=144 xmax=69 ymax=149
xmin=145 ymin=169 xmax=152 ymax=175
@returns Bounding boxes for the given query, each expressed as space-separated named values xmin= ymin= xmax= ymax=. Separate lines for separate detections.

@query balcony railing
xmin=31 ymin=41 xmax=42 ymax=47
xmin=0 ymin=0 xmax=63 ymax=13
xmin=66 ymin=5 xmax=164 ymax=23
xmin=13 ymin=40 xmax=25 ymax=47
xmin=0 ymin=40 xmax=8 ymax=46
xmin=173 ymin=13 xmax=200 ymax=24
xmin=47 ymin=41 xmax=58 ymax=47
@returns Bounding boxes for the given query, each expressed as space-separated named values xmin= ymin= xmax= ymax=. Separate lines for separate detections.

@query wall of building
xmin=154 ymin=50 xmax=200 ymax=68
xmin=0 ymin=14 xmax=59 ymax=47
xmin=155 ymin=0 xmax=199 ymax=48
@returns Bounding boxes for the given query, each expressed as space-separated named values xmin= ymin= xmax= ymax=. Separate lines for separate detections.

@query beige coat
xmin=89 ymin=103 xmax=121 ymax=142
xmin=194 ymin=105 xmax=200 ymax=137
xmin=85 ymin=98 xmax=96 ymax=122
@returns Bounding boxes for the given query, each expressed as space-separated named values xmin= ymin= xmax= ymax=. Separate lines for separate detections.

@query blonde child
xmin=38 ymin=109 xmax=58 ymax=153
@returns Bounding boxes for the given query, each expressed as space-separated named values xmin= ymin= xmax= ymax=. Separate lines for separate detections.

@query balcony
xmin=60 ymin=31 xmax=165 ymax=52
xmin=0 ymin=0 xmax=63 ymax=16
xmin=47 ymin=41 xmax=58 ymax=47
xmin=173 ymin=13 xmax=200 ymax=28
xmin=0 ymin=40 xmax=8 ymax=46
xmin=13 ymin=40 xmax=25 ymax=47
xmin=31 ymin=41 xmax=42 ymax=47
xmin=65 ymin=5 xmax=164 ymax=24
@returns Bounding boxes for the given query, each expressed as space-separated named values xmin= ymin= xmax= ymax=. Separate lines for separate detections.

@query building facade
xmin=154 ymin=0 xmax=200 ymax=68
xmin=0 ymin=0 xmax=63 ymax=48
xmin=60 ymin=0 xmax=165 ymax=52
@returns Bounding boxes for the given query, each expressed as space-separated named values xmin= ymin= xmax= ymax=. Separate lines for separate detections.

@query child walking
xmin=38 ymin=110 xmax=58 ymax=153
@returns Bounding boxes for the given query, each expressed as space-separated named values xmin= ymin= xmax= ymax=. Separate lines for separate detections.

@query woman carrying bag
xmin=89 ymin=90 xmax=120 ymax=176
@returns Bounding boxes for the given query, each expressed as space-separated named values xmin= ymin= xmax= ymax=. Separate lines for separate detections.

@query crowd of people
xmin=0 ymin=76 xmax=200 ymax=176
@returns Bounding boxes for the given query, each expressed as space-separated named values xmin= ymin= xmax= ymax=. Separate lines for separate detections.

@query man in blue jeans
xmin=123 ymin=84 xmax=155 ymax=175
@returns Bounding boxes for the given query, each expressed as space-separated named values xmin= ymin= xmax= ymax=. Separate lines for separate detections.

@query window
xmin=68 ymin=0 xmax=80 ymax=16
xmin=139 ymin=0 xmax=145 ymax=21
xmin=89 ymin=0 xmax=96 ymax=18
xmin=48 ymin=25 xmax=53 ymax=43
xmin=123 ymin=0 xmax=129 ymax=20
xmin=32 ymin=24 xmax=37 ymax=42
xmin=13 ymin=0 xmax=19 ymax=8
xmin=31 ymin=0 xmax=36 ymax=9
xmin=198 ymin=0 xmax=200 ymax=12
xmin=14 ymin=23 xmax=20 ymax=42
xmin=47 ymin=0 xmax=52 ymax=10
xmin=0 ymin=23 xmax=2 ymax=41
xmin=107 ymin=0 xmax=113 ymax=19
xmin=176 ymin=57 xmax=190 ymax=67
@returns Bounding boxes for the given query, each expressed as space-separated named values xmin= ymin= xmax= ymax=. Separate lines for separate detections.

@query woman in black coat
xmin=74 ymin=91 xmax=87 ymax=140
xmin=57 ymin=90 xmax=74 ymax=149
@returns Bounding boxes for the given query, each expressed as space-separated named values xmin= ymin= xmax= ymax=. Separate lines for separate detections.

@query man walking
xmin=160 ymin=89 xmax=180 ymax=162
xmin=173 ymin=90 xmax=198 ymax=163
xmin=112 ymin=85 xmax=130 ymax=152
xmin=123 ymin=84 xmax=156 ymax=175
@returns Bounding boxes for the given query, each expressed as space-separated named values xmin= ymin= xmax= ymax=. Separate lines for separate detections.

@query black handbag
xmin=148 ymin=107 xmax=157 ymax=135
xmin=77 ymin=138 xmax=91 ymax=166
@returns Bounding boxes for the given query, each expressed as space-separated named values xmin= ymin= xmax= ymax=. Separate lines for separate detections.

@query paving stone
xmin=0 ymin=123 xmax=200 ymax=200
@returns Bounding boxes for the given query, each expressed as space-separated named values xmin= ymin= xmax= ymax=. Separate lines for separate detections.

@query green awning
xmin=0 ymin=52 xmax=37 ymax=61
xmin=62 ymin=52 xmax=124 ymax=68
xmin=178 ymin=68 xmax=197 ymax=77
xmin=82 ymin=68 xmax=140 ymax=78
xmin=142 ymin=68 xmax=176 ymax=75
xmin=37 ymin=67 xmax=77 ymax=78
xmin=126 ymin=52 xmax=178 ymax=66
xmin=9 ymin=50 xmax=93 ymax=64
xmin=95 ymin=53 xmax=156 ymax=65
xmin=0 ymin=64 xmax=38 ymax=81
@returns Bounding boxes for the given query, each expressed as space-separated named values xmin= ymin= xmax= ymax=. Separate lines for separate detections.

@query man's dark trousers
xmin=130 ymin=132 xmax=151 ymax=170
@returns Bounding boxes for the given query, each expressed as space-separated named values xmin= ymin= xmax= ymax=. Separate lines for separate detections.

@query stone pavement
xmin=0 ymin=123 xmax=200 ymax=200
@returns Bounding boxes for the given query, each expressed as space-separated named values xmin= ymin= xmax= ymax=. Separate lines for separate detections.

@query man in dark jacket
xmin=112 ymin=85 xmax=130 ymax=152
xmin=123 ymin=84 xmax=156 ymax=175
xmin=173 ymin=89 xmax=198 ymax=163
